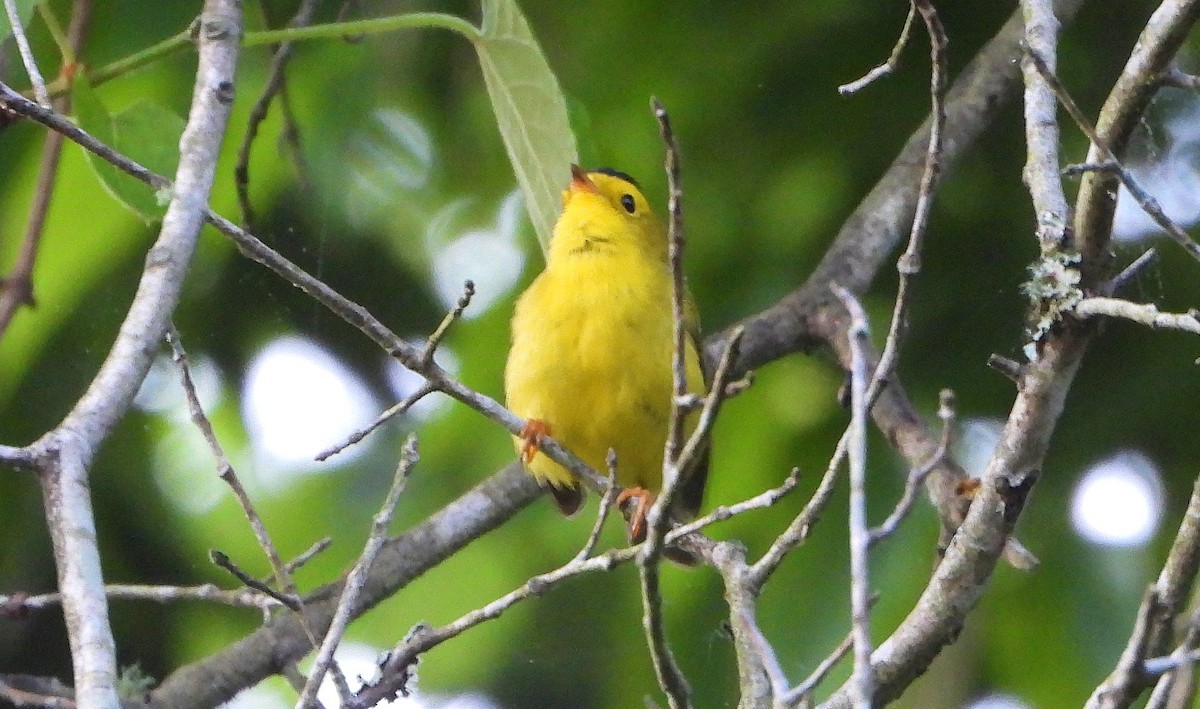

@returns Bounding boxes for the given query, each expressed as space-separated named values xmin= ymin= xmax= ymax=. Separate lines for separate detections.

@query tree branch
xmin=2 ymin=3 xmax=244 ymax=706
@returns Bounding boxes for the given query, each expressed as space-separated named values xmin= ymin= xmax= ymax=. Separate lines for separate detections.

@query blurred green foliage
xmin=2 ymin=1 xmax=1199 ymax=708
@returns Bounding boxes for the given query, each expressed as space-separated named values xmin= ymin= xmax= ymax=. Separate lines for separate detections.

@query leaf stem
xmin=37 ymin=4 xmax=73 ymax=65
xmin=41 ymin=12 xmax=480 ymax=100
xmin=243 ymin=12 xmax=480 ymax=47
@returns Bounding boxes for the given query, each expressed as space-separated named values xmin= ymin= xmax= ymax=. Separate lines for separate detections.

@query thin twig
xmin=0 ymin=0 xmax=93 ymax=341
xmin=317 ymin=278 xmax=469 ymax=461
xmin=641 ymin=95 xmax=693 ymax=709
xmin=1146 ymin=610 xmax=1200 ymax=708
xmin=789 ymin=635 xmax=853 ymax=706
xmin=1073 ymin=297 xmax=1200 ymax=335
xmin=839 ymin=3 xmax=916 ymax=95
xmin=574 ymin=452 xmax=619 ymax=562
xmin=421 ymin=280 xmax=474 ymax=366
xmin=866 ymin=0 xmax=946 ymax=415
xmin=1106 ymin=248 xmax=1159 ymax=295
xmin=280 ymin=537 xmax=333 ymax=577
xmin=1085 ymin=587 xmax=1163 ymax=708
xmin=831 ymin=284 xmax=875 ymax=709
xmin=656 ymin=94 xmax=689 ymax=472
xmin=784 ymin=594 xmax=882 ymax=706
xmin=1 ymin=583 xmax=282 ymax=612
xmin=234 ymin=0 xmax=322 ymax=228
xmin=668 ymin=467 xmax=800 ymax=541
xmin=1027 ymin=49 xmax=1200 ymax=263
xmin=870 ymin=389 xmax=956 ymax=546
xmin=209 ymin=550 xmax=301 ymax=611
xmin=3 ymin=0 xmax=51 ymax=107
xmin=168 ymin=326 xmax=341 ymax=684
xmin=297 ymin=437 xmax=419 ymax=709
xmin=749 ymin=433 xmax=848 ymax=590
xmin=316 ymin=383 xmax=434 ymax=461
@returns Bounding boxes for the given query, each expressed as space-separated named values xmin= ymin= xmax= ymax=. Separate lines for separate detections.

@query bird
xmin=504 ymin=164 xmax=709 ymax=544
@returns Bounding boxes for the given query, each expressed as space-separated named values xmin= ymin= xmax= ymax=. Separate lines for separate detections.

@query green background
xmin=2 ymin=1 xmax=1199 ymax=707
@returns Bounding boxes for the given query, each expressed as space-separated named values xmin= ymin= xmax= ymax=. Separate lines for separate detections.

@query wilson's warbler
xmin=505 ymin=165 xmax=708 ymax=541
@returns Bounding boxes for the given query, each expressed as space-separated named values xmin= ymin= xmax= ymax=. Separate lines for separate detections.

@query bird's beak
xmin=567 ymin=164 xmax=598 ymax=196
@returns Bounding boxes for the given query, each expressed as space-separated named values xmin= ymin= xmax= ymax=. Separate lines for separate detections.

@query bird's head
xmin=547 ymin=165 xmax=665 ymax=263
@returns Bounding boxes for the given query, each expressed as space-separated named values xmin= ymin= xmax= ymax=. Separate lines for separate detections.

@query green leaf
xmin=476 ymin=0 xmax=578 ymax=252
xmin=0 ymin=0 xmax=39 ymax=43
xmin=72 ymin=76 xmax=184 ymax=222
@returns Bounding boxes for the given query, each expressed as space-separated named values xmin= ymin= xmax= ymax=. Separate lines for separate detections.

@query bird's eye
xmin=620 ymin=194 xmax=636 ymax=213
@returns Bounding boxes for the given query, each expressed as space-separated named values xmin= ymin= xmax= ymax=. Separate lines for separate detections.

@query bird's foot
xmin=616 ymin=486 xmax=655 ymax=543
xmin=519 ymin=419 xmax=551 ymax=464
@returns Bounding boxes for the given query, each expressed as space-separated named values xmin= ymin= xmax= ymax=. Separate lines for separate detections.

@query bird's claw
xmin=519 ymin=419 xmax=552 ymax=465
xmin=616 ymin=486 xmax=655 ymax=543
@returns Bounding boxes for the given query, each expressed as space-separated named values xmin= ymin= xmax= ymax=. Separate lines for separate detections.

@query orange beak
xmin=568 ymin=164 xmax=599 ymax=195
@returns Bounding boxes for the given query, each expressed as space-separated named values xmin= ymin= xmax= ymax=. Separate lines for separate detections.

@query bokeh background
xmin=3 ymin=2 xmax=1200 ymax=707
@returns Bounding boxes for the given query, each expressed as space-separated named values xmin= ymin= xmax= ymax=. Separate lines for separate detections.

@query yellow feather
xmin=505 ymin=167 xmax=706 ymax=512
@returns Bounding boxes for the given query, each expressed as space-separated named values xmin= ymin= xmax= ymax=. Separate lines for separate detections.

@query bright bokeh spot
xmin=134 ymin=351 xmax=223 ymax=415
xmin=306 ymin=642 xmax=502 ymax=709
xmin=345 ymin=108 xmax=436 ymax=230
xmin=965 ymin=693 xmax=1032 ymax=709
xmin=242 ymin=336 xmax=377 ymax=470
xmin=954 ymin=417 xmax=1005 ymax=478
xmin=1114 ymin=97 xmax=1200 ymax=241
xmin=1070 ymin=451 xmax=1163 ymax=547
xmin=428 ymin=190 xmax=527 ymax=317
xmin=151 ymin=428 xmax=228 ymax=515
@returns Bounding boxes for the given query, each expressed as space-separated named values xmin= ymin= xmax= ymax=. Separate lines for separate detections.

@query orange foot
xmin=519 ymin=419 xmax=552 ymax=464
xmin=616 ymin=487 xmax=656 ymax=543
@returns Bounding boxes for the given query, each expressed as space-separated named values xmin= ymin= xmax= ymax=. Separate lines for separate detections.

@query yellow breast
xmin=504 ymin=168 xmax=704 ymax=494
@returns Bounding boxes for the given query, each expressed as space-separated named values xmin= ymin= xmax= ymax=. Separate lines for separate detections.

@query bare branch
xmin=1020 ymin=0 xmax=1071 ymax=250
xmin=1107 ymin=248 xmax=1159 ymax=295
xmin=1086 ymin=587 xmax=1164 ymax=709
xmin=0 ymin=4 xmax=246 ymax=706
xmin=573 ymin=452 xmax=619 ymax=563
xmin=1066 ymin=0 xmax=1200 ymax=268
xmin=639 ymin=96 xmax=692 ymax=709
xmin=838 ymin=3 xmax=916 ymax=95
xmin=2 ymin=583 xmax=282 ymax=612
xmin=298 ymin=437 xmax=418 ymax=709
xmin=0 ymin=0 xmax=93 ymax=341
xmin=3 ymin=0 xmax=51 ymax=106
xmin=870 ymin=388 xmax=956 ymax=546
xmin=868 ymin=0 xmax=946 ymax=403
xmin=1027 ymin=48 xmax=1200 ymax=264
xmin=831 ymin=284 xmax=875 ymax=708
xmin=421 ymin=279 xmax=474 ymax=366
xmin=235 ymin=0 xmax=320 ymax=227
xmin=1073 ymin=297 xmax=1200 ymax=335
xmin=209 ymin=550 xmax=300 ymax=611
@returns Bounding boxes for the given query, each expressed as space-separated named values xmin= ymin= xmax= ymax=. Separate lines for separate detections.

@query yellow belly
xmin=505 ymin=254 xmax=703 ymax=492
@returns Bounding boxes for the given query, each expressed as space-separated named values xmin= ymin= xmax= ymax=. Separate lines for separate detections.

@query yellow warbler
xmin=505 ymin=165 xmax=708 ymax=541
